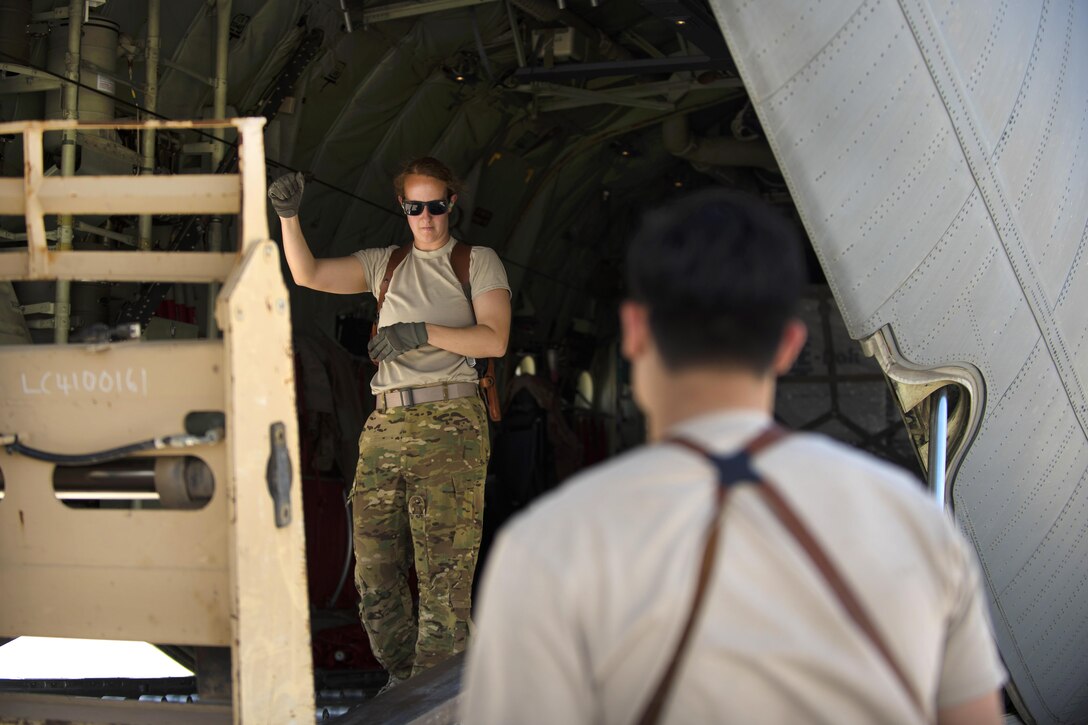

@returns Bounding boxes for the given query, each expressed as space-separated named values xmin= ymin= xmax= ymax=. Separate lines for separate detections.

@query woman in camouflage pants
xmin=269 ymin=158 xmax=511 ymax=687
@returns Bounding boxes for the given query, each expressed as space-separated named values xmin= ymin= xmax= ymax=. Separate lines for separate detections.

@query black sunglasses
xmin=401 ymin=199 xmax=452 ymax=216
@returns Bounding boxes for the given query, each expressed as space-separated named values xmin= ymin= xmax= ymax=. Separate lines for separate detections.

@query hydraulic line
xmin=2 ymin=428 xmax=222 ymax=466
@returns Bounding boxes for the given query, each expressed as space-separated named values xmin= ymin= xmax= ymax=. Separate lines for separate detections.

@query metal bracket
xmin=19 ymin=302 xmax=67 ymax=316
xmin=859 ymin=326 xmax=985 ymax=507
xmin=25 ymin=317 xmax=81 ymax=330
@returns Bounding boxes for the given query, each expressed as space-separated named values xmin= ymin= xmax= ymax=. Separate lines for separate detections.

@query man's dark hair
xmin=626 ymin=190 xmax=807 ymax=372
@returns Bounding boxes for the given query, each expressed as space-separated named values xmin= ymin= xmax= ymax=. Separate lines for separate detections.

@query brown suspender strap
xmin=637 ymin=426 xmax=788 ymax=725
xmin=377 ymin=245 xmax=411 ymax=315
xmin=451 ymin=243 xmax=501 ymax=422
xmin=754 ymin=482 xmax=927 ymax=717
xmin=635 ymin=483 xmax=726 ymax=725
xmin=732 ymin=425 xmax=789 ymax=457
xmin=450 ymin=240 xmax=471 ymax=297
xmin=637 ymin=425 xmax=927 ymax=725
xmin=369 ymin=244 xmax=411 ymax=343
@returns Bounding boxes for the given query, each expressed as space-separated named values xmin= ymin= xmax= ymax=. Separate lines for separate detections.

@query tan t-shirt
xmin=463 ymin=411 xmax=1008 ymax=724
xmin=353 ymin=238 xmax=510 ymax=393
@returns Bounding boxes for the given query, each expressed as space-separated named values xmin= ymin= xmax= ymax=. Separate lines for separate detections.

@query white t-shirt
xmin=462 ymin=410 xmax=1006 ymax=725
xmin=353 ymin=238 xmax=509 ymax=393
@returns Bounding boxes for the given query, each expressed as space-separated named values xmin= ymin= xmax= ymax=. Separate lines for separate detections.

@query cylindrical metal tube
xmin=138 ymin=0 xmax=160 ymax=251
xmin=54 ymin=458 xmax=158 ymax=500
xmin=45 ymin=15 xmax=117 ymax=124
xmin=928 ymin=387 xmax=949 ymax=509
xmin=52 ymin=456 xmax=215 ymax=508
xmin=154 ymin=456 xmax=214 ymax=508
xmin=505 ymin=0 xmax=526 ymax=68
xmin=53 ymin=0 xmax=85 ymax=344
xmin=206 ymin=0 xmax=232 ymax=337
xmin=339 ymin=0 xmax=353 ymax=33
xmin=212 ymin=0 xmax=230 ymax=161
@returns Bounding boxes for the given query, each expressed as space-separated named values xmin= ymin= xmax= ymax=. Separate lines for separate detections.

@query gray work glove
xmin=368 ymin=322 xmax=428 ymax=363
xmin=268 ymin=171 xmax=305 ymax=218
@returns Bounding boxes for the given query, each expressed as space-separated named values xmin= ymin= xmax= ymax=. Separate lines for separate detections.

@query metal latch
xmin=265 ymin=422 xmax=292 ymax=528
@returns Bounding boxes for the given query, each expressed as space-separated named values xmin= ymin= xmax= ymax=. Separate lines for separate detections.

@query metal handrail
xmin=927 ymin=387 xmax=949 ymax=509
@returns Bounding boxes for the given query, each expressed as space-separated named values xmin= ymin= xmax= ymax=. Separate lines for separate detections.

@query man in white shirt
xmin=461 ymin=191 xmax=1006 ymax=724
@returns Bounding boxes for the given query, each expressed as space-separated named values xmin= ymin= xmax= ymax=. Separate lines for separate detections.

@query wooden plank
xmin=236 ymin=118 xmax=269 ymax=251
xmin=0 ymin=340 xmax=232 ymax=646
xmin=0 ymin=177 xmax=23 ymax=215
xmin=0 ymin=251 xmax=239 ymax=283
xmin=0 ymin=694 xmax=232 ymax=725
xmin=0 ymin=251 xmax=29 ymax=280
xmin=217 ymin=240 xmax=313 ymax=723
xmin=0 ymin=118 xmax=252 ymax=134
xmin=22 ymin=129 xmax=48 ymax=278
xmin=1 ymin=565 xmax=232 ymax=646
xmin=38 ymin=175 xmax=241 ymax=215
xmin=0 ymin=339 xmax=225 ymax=463
xmin=46 ymin=251 xmax=238 ymax=283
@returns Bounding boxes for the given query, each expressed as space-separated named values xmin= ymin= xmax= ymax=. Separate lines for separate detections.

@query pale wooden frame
xmin=0 ymin=118 xmax=269 ymax=282
xmin=0 ymin=118 xmax=314 ymax=724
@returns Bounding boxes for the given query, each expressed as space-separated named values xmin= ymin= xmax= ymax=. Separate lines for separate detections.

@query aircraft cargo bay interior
xmin=0 ymin=1 xmax=1085 ymax=723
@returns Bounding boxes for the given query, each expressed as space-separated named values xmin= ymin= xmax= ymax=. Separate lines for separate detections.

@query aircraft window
xmin=575 ymin=371 xmax=594 ymax=410
xmin=515 ymin=355 xmax=537 ymax=377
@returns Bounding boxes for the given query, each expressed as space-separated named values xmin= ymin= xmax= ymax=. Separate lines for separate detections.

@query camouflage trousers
xmin=351 ymin=394 xmax=489 ymax=681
